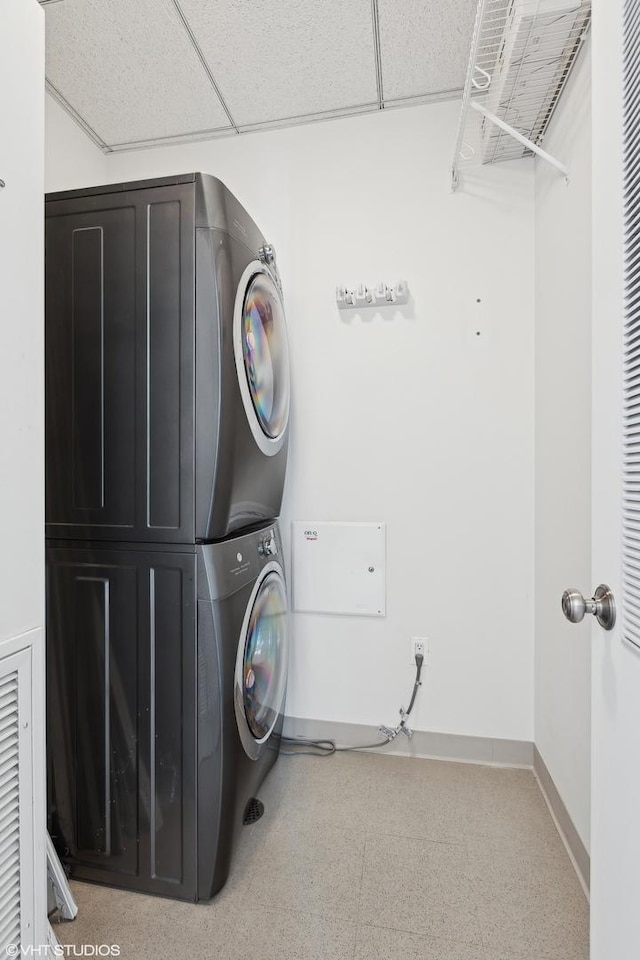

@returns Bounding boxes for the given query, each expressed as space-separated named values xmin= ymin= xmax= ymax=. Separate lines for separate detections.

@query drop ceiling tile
xmin=44 ymin=0 xmax=233 ymax=147
xmin=378 ymin=0 xmax=477 ymax=101
xmin=177 ymin=0 xmax=379 ymax=127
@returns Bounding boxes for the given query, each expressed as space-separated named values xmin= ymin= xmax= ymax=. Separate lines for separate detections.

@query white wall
xmin=46 ymin=98 xmax=536 ymax=742
xmin=534 ymin=45 xmax=592 ymax=849
xmin=0 ymin=0 xmax=47 ymax=944
xmin=45 ymin=94 xmax=107 ymax=191
xmin=1 ymin=4 xmax=45 ymax=644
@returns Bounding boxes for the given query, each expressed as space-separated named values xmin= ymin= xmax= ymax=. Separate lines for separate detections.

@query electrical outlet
xmin=410 ymin=637 xmax=428 ymax=665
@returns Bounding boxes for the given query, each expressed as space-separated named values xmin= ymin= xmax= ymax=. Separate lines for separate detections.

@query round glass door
xmin=235 ymin=566 xmax=288 ymax=757
xmin=234 ymin=265 xmax=290 ymax=455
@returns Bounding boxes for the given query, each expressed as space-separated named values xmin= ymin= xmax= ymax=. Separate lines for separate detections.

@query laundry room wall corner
xmin=45 ymin=93 xmax=108 ymax=191
xmin=45 ymin=100 xmax=536 ymax=746
xmin=534 ymin=38 xmax=592 ymax=853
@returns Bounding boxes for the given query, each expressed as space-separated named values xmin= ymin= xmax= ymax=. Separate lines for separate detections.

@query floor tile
xmin=235 ymin=907 xmax=357 ymax=960
xmin=276 ymin=751 xmax=377 ymax=803
xmin=354 ymin=923 xmax=534 ymax=960
xmin=365 ymin=754 xmax=464 ymax=798
xmin=467 ymin=845 xmax=589 ymax=960
xmin=278 ymin=753 xmax=467 ymax=844
xmin=359 ymin=835 xmax=483 ymax=944
xmin=260 ymin=752 xmax=378 ymax=838
xmin=59 ymin=884 xmax=349 ymax=960
xmin=272 ymin=791 xmax=373 ymax=837
xmin=365 ymin=794 xmax=467 ymax=845
xmin=456 ymin=783 xmax=568 ymax=860
xmin=248 ymin=822 xmax=366 ymax=922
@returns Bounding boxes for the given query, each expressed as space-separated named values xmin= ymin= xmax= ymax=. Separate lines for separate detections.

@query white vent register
xmin=623 ymin=0 xmax=640 ymax=651
xmin=0 ymin=646 xmax=36 ymax=954
xmin=292 ymin=522 xmax=386 ymax=617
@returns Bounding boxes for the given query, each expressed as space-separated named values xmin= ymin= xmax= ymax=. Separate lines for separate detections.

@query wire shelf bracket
xmin=451 ymin=0 xmax=591 ymax=192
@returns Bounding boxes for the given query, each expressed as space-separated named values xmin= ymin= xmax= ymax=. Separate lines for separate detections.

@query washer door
xmin=234 ymin=562 xmax=289 ymax=760
xmin=233 ymin=263 xmax=290 ymax=456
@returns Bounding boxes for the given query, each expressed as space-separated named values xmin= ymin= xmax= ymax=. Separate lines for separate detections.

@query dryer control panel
xmin=197 ymin=522 xmax=284 ymax=601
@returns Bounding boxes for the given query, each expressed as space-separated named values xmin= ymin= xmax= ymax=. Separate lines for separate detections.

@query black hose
xmin=280 ymin=651 xmax=424 ymax=756
xmin=404 ymin=653 xmax=424 ymax=718
xmin=278 ymin=737 xmax=393 ymax=756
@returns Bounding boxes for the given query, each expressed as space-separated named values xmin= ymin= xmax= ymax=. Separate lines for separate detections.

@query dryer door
xmin=234 ymin=561 xmax=289 ymax=760
xmin=233 ymin=263 xmax=290 ymax=456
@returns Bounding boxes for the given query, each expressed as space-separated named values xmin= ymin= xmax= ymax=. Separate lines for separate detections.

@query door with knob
xmin=590 ymin=3 xmax=640 ymax=957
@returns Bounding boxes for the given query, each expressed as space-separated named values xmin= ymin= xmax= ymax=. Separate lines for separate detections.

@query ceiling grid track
xmin=171 ymin=0 xmax=239 ymax=134
xmin=384 ymin=87 xmax=464 ymax=110
xmin=106 ymin=102 xmax=382 ymax=152
xmin=42 ymin=1 xmax=477 ymax=151
xmin=235 ymin=102 xmax=380 ymax=135
xmin=370 ymin=0 xmax=384 ymax=109
xmin=45 ymin=79 xmax=111 ymax=152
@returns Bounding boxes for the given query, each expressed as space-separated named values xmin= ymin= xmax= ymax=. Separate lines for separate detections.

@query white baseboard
xmin=283 ymin=715 xmax=534 ymax=767
xmin=533 ymin=746 xmax=590 ymax=895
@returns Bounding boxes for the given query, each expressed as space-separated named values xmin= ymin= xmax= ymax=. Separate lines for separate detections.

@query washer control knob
xmin=258 ymin=536 xmax=277 ymax=558
xmin=259 ymin=243 xmax=276 ymax=265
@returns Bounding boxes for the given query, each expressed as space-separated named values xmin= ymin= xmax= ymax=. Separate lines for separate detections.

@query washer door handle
xmin=561 ymin=584 xmax=616 ymax=630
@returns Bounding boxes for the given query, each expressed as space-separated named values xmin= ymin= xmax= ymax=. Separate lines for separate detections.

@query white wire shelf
xmin=451 ymin=0 xmax=591 ymax=190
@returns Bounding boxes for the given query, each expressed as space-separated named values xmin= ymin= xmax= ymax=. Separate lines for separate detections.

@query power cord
xmin=279 ymin=652 xmax=424 ymax=757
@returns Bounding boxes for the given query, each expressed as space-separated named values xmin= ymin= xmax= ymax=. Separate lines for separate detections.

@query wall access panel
xmin=291 ymin=521 xmax=386 ymax=617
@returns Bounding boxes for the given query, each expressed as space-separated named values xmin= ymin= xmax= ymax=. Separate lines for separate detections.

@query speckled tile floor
xmin=53 ymin=752 xmax=589 ymax=960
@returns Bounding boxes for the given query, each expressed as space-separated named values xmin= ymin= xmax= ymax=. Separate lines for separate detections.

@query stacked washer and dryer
xmin=45 ymin=173 xmax=291 ymax=901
